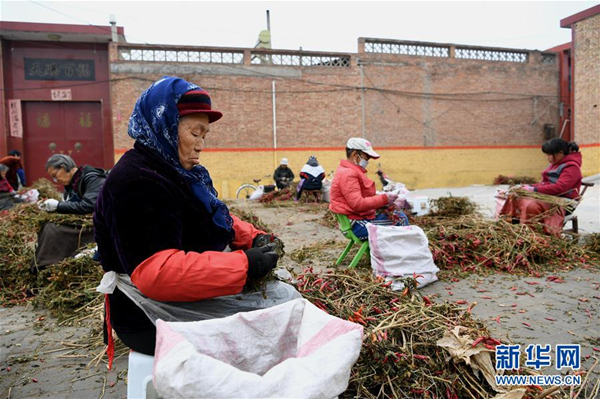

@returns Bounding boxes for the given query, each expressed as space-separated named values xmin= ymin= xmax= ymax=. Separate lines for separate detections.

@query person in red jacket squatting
xmin=94 ymin=77 xmax=281 ymax=356
xmin=329 ymin=138 xmax=408 ymax=240
xmin=500 ymin=138 xmax=583 ymax=236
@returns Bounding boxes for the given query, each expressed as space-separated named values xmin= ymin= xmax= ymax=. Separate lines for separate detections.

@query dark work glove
xmin=244 ymin=243 xmax=279 ymax=280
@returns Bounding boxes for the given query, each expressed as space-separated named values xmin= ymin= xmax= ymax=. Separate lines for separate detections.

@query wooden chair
xmin=564 ymin=181 xmax=595 ymax=234
xmin=334 ymin=213 xmax=369 ymax=268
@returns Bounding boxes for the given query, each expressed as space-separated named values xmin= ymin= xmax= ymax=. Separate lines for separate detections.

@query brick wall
xmin=109 ymin=40 xmax=560 ymax=152
xmin=108 ymin=40 xmax=566 ymax=192
xmin=360 ymin=52 xmax=560 ymax=147
xmin=573 ymin=14 xmax=600 ymax=145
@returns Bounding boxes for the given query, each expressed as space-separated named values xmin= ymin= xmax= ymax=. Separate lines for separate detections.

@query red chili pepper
xmin=455 ymin=300 xmax=467 ymax=305
xmin=372 ymin=306 xmax=383 ymax=314
xmin=422 ymin=296 xmax=432 ymax=306
xmin=32 ymin=378 xmax=38 ymax=383
xmin=389 ymin=297 xmax=400 ymax=304
xmin=382 ymin=281 xmax=393 ymax=288
xmin=592 ymin=347 xmax=600 ymax=352
xmin=471 ymin=337 xmax=485 ymax=348
xmin=525 ymin=281 xmax=540 ymax=285
xmin=481 ymin=296 xmax=492 ymax=300
xmin=413 ymin=354 xmax=429 ymax=360
xmin=493 ymin=316 xmax=501 ymax=324
xmin=483 ymin=344 xmax=496 ymax=350
xmin=401 ymin=287 xmax=410 ymax=297
xmin=486 ymin=338 xmax=502 ymax=346
xmin=522 ymin=322 xmax=532 ymax=328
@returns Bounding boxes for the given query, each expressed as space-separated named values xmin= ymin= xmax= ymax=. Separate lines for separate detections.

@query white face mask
xmin=358 ymin=158 xmax=369 ymax=169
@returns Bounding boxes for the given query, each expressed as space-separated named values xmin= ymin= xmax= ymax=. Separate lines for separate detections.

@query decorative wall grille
xmin=541 ymin=53 xmax=557 ymax=65
xmin=365 ymin=41 xmax=449 ymax=58
xmin=250 ymin=52 xmax=351 ymax=67
xmin=455 ymin=48 xmax=528 ymax=63
xmin=118 ymin=48 xmax=244 ymax=64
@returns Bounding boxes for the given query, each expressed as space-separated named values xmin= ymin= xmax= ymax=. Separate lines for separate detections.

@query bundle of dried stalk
xmin=414 ymin=215 xmax=597 ymax=276
xmin=33 ymin=256 xmax=104 ymax=318
xmin=258 ymin=187 xmax=295 ymax=205
xmin=0 ymin=203 xmax=93 ymax=304
xmin=493 ymin=175 xmax=538 ymax=185
xmin=30 ymin=178 xmax=62 ymax=200
xmin=229 ymin=206 xmax=271 ymax=233
xmin=508 ymin=188 xmax=578 ymax=213
xmin=429 ymin=196 xmax=478 ymax=217
xmin=583 ymin=233 xmax=600 ymax=255
xmin=297 ymin=268 xmax=541 ymax=399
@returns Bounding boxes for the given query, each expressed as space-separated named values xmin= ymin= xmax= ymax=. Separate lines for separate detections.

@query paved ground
xmin=1 ymin=182 xmax=598 ymax=398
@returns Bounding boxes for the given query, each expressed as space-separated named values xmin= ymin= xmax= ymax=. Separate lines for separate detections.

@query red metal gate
xmin=22 ymin=101 xmax=105 ymax=185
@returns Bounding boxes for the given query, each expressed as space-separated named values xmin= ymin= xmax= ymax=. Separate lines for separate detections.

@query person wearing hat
xmin=94 ymin=77 xmax=288 ymax=358
xmin=329 ymin=138 xmax=408 ymax=240
xmin=273 ymin=157 xmax=295 ymax=190
xmin=296 ymin=155 xmax=325 ymax=201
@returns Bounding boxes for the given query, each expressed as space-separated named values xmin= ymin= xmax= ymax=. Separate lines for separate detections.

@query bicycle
xmin=235 ymin=175 xmax=274 ymax=199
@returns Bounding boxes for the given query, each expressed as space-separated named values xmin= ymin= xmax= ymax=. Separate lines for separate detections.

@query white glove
xmin=39 ymin=199 xmax=59 ymax=212
xmin=386 ymin=192 xmax=399 ymax=205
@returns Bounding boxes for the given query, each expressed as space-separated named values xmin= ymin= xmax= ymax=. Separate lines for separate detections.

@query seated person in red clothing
xmin=500 ymin=138 xmax=582 ymax=236
xmin=329 ymin=138 xmax=408 ymax=240
xmin=94 ymin=77 xmax=283 ymax=356
xmin=0 ymin=164 xmax=23 ymax=210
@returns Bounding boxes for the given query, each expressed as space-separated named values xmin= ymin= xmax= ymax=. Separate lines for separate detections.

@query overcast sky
xmin=1 ymin=1 xmax=598 ymax=52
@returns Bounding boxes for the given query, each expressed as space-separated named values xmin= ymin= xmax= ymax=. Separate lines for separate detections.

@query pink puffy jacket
xmin=329 ymin=160 xmax=388 ymax=220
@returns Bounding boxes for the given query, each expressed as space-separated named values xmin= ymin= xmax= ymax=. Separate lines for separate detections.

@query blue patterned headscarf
xmin=128 ymin=76 xmax=234 ymax=243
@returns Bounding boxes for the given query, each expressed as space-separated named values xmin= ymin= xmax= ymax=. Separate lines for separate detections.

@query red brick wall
xmin=573 ymin=14 xmax=600 ymax=145
xmin=109 ymin=41 xmax=559 ymax=152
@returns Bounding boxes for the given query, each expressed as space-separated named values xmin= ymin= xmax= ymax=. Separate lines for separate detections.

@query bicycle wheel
xmin=236 ymin=184 xmax=257 ymax=199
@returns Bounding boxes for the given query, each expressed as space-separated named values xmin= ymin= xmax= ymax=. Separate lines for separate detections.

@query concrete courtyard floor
xmin=1 ymin=180 xmax=598 ymax=398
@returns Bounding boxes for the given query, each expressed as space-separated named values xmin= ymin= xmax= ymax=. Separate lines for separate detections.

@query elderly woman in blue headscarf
xmin=94 ymin=77 xmax=282 ymax=356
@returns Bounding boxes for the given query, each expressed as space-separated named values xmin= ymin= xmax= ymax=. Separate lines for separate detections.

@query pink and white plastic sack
xmin=152 ymin=298 xmax=364 ymax=399
xmin=367 ymin=224 xmax=439 ymax=289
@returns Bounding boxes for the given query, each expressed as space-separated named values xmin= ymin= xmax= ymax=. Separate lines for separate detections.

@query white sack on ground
xmin=152 ymin=298 xmax=364 ymax=399
xmin=368 ymin=224 xmax=439 ymax=289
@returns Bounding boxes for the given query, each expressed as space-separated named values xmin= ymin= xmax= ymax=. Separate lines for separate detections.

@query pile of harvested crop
xmin=493 ymin=175 xmax=538 ymax=185
xmin=297 ymin=268 xmax=547 ymax=399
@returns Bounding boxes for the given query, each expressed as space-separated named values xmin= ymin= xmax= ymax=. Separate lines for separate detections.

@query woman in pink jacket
xmin=500 ymin=138 xmax=583 ymax=236
xmin=329 ymin=138 xmax=408 ymax=240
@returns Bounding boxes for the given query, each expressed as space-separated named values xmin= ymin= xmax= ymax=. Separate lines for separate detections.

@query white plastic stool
xmin=127 ymin=351 xmax=156 ymax=399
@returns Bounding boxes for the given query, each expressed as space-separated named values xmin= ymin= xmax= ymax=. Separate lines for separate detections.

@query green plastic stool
xmin=334 ymin=213 xmax=370 ymax=268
